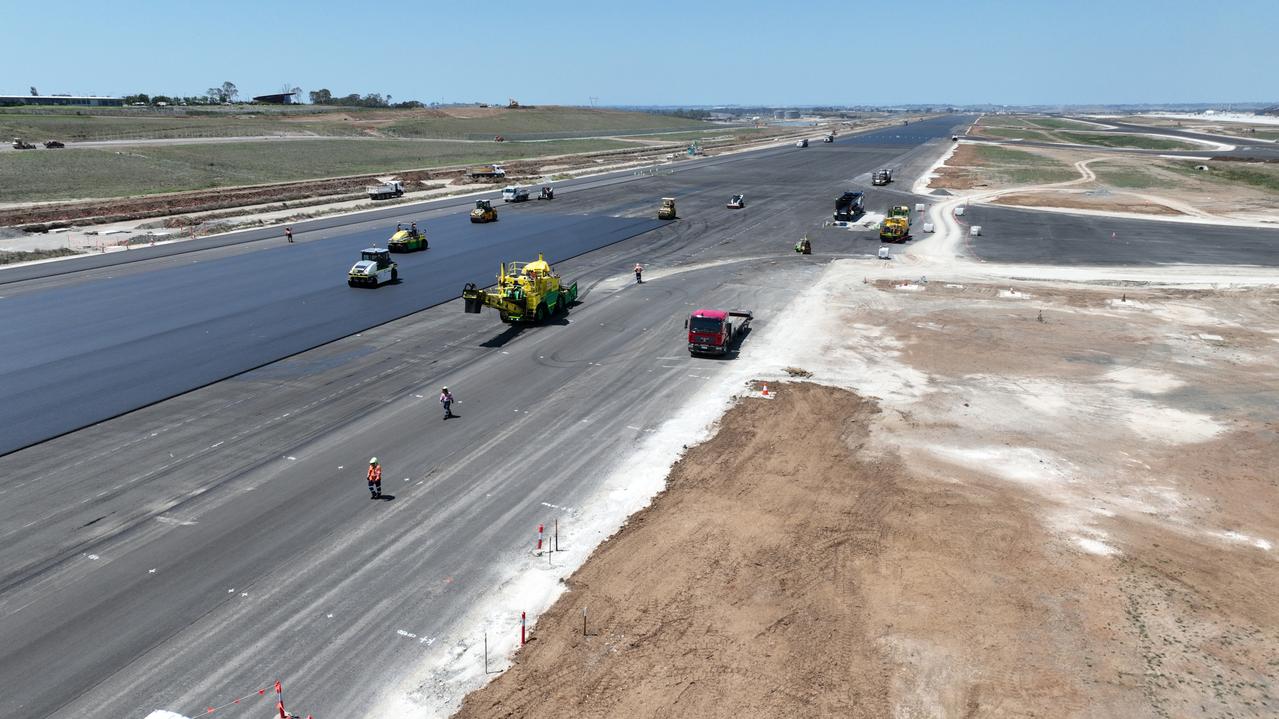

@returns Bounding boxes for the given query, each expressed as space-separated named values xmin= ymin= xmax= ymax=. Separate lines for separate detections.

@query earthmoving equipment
xmin=538 ymin=186 xmax=555 ymax=200
xmin=462 ymin=253 xmax=578 ymax=323
xmin=367 ymin=181 xmax=405 ymax=200
xmin=888 ymin=205 xmax=912 ymax=220
xmin=686 ymin=309 xmax=753 ymax=356
xmin=658 ymin=197 xmax=677 ymax=220
xmin=833 ymin=191 xmax=865 ymax=221
xmin=494 ymin=135 xmax=505 ymax=142
xmin=502 ymin=185 xmax=530 ymax=203
xmin=468 ymin=164 xmax=507 ymax=180
xmin=727 ymin=194 xmax=745 ymax=209
xmin=879 ymin=217 xmax=910 ymax=242
xmin=795 ymin=139 xmax=808 ymax=148
xmin=687 ymin=140 xmax=705 ymax=156
xmin=871 ymin=169 xmax=893 ymax=186
xmin=12 ymin=138 xmax=35 ymax=150
xmin=348 ymin=248 xmax=398 ymax=287
xmin=470 ymin=199 xmax=498 ymax=223
xmin=43 ymin=140 xmax=64 ymax=149
xmin=794 ymin=237 xmax=812 ymax=254
xmin=387 ymin=227 xmax=428 ymax=252
xmin=823 ymin=133 xmax=834 ymax=143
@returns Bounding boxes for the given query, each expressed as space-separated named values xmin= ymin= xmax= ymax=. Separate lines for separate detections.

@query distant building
xmin=251 ymin=92 xmax=298 ymax=105
xmin=0 ymin=95 xmax=123 ymax=107
xmin=784 ymin=109 xmax=800 ymax=119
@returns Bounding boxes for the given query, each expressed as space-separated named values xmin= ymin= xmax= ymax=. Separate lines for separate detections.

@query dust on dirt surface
xmin=454 ymin=278 xmax=1279 ymax=718
xmin=992 ymin=191 xmax=1184 ymax=215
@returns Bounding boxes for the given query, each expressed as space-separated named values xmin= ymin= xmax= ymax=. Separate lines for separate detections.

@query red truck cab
xmin=686 ymin=308 xmax=752 ymax=355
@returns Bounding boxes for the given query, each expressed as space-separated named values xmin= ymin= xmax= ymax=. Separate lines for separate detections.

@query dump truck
xmin=468 ymin=164 xmax=507 ymax=180
xmin=12 ymin=138 xmax=35 ymax=150
xmin=501 ymin=185 xmax=530 ymax=203
xmin=470 ymin=199 xmax=498 ymax=223
xmin=879 ymin=217 xmax=910 ymax=243
xmin=686 ymin=308 xmax=752 ymax=356
xmin=871 ymin=169 xmax=893 ymax=186
xmin=348 ymin=248 xmax=398 ymax=287
xmin=387 ymin=227 xmax=428 ymax=252
xmin=462 ymin=253 xmax=578 ymax=323
xmin=833 ymin=191 xmax=865 ymax=221
xmin=367 ymin=181 xmax=405 ymax=200
xmin=658 ymin=197 xmax=677 ymax=220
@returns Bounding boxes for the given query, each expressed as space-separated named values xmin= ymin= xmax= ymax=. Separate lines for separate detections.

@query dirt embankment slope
xmin=455 ymin=280 xmax=1279 ymax=719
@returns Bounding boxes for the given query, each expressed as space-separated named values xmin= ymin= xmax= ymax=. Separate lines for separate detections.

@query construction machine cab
xmin=361 ymin=248 xmax=393 ymax=270
xmin=658 ymin=197 xmax=677 ymax=220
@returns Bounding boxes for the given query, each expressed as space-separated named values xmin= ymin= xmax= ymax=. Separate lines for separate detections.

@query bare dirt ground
xmin=933 ymin=142 xmax=1279 ymax=223
xmin=991 ymin=191 xmax=1184 ymax=215
xmin=453 ymin=279 xmax=1279 ymax=718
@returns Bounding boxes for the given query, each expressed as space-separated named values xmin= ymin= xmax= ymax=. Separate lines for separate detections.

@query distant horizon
xmin=1 ymin=93 xmax=1275 ymax=113
xmin=4 ymin=0 xmax=1275 ymax=107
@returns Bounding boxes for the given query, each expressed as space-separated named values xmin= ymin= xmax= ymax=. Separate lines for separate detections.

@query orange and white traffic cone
xmin=761 ymin=384 xmax=769 ymax=397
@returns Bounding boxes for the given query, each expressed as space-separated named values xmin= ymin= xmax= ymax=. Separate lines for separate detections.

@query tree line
xmin=307 ymin=89 xmax=423 ymax=109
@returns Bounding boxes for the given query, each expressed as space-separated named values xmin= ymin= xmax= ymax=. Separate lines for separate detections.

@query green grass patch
xmin=1056 ymin=132 xmax=1199 ymax=151
xmin=1091 ymin=163 xmax=1165 ymax=189
xmin=1024 ymin=117 xmax=1097 ymax=131
xmin=0 ymin=138 xmax=632 ymax=202
xmin=976 ymin=127 xmax=1059 ymax=142
xmin=0 ymin=111 xmax=362 ymax=142
xmin=972 ymin=145 xmax=1078 ymax=184
xmin=382 ymin=107 xmax=710 ymax=140
xmin=0 ymin=247 xmax=83 ymax=265
xmin=1168 ymin=161 xmax=1279 ymax=192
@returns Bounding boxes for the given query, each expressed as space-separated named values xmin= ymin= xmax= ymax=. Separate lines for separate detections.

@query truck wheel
xmin=391 ymin=269 xmax=398 ymax=283
xmin=348 ymin=280 xmax=356 ymax=288
xmin=370 ymin=276 xmax=379 ymax=288
xmin=535 ymin=303 xmax=546 ymax=322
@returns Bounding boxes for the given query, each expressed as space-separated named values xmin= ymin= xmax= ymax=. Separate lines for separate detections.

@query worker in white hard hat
xmin=367 ymin=457 xmax=382 ymax=499
xmin=440 ymin=387 xmax=455 ymax=420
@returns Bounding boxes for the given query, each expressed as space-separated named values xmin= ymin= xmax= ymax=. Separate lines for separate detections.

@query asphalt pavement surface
xmin=957 ymin=202 xmax=1279 ymax=266
xmin=0 ymin=115 xmax=974 ymax=719
xmin=0 ymin=212 xmax=662 ymax=455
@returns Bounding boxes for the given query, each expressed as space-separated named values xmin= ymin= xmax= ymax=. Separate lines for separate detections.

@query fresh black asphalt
xmin=0 ymin=213 xmax=661 ymax=455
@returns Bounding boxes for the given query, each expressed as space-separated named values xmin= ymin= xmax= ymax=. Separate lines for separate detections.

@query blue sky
xmin=3 ymin=0 xmax=1274 ymax=106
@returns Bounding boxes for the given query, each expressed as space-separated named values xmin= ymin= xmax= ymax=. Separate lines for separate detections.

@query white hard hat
xmin=369 ymin=457 xmax=378 ymax=465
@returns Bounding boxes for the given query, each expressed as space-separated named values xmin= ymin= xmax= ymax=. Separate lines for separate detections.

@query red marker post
xmin=521 ymin=611 xmax=527 ymax=646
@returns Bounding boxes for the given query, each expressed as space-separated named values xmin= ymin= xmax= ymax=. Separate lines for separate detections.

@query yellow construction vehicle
xmin=658 ymin=197 xmax=677 ymax=220
xmin=462 ymin=254 xmax=579 ymax=323
xmin=470 ymin=199 xmax=498 ymax=223
xmin=879 ymin=217 xmax=910 ymax=243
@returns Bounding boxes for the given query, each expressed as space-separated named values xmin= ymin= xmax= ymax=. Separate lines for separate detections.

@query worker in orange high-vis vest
xmin=367 ymin=457 xmax=382 ymax=499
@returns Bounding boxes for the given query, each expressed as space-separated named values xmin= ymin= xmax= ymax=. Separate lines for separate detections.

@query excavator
xmin=462 ymin=254 xmax=578 ymax=323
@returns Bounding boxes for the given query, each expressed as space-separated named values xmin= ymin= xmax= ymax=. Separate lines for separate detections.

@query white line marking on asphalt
xmin=286 ymin=456 xmax=296 ymax=461
xmin=149 ymin=568 xmax=157 ymax=574
xmin=210 ymin=441 xmax=223 ymax=448
xmin=228 ymin=588 xmax=235 ymax=593
xmin=86 ymin=554 xmax=100 ymax=560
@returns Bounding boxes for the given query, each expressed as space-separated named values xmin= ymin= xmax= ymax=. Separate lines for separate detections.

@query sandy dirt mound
xmin=454 ymin=279 xmax=1279 ymax=719
xmin=454 ymin=383 xmax=899 ymax=718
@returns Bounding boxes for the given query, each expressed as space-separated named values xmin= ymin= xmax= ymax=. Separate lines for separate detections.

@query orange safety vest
xmin=367 ymin=465 xmax=381 ymax=482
